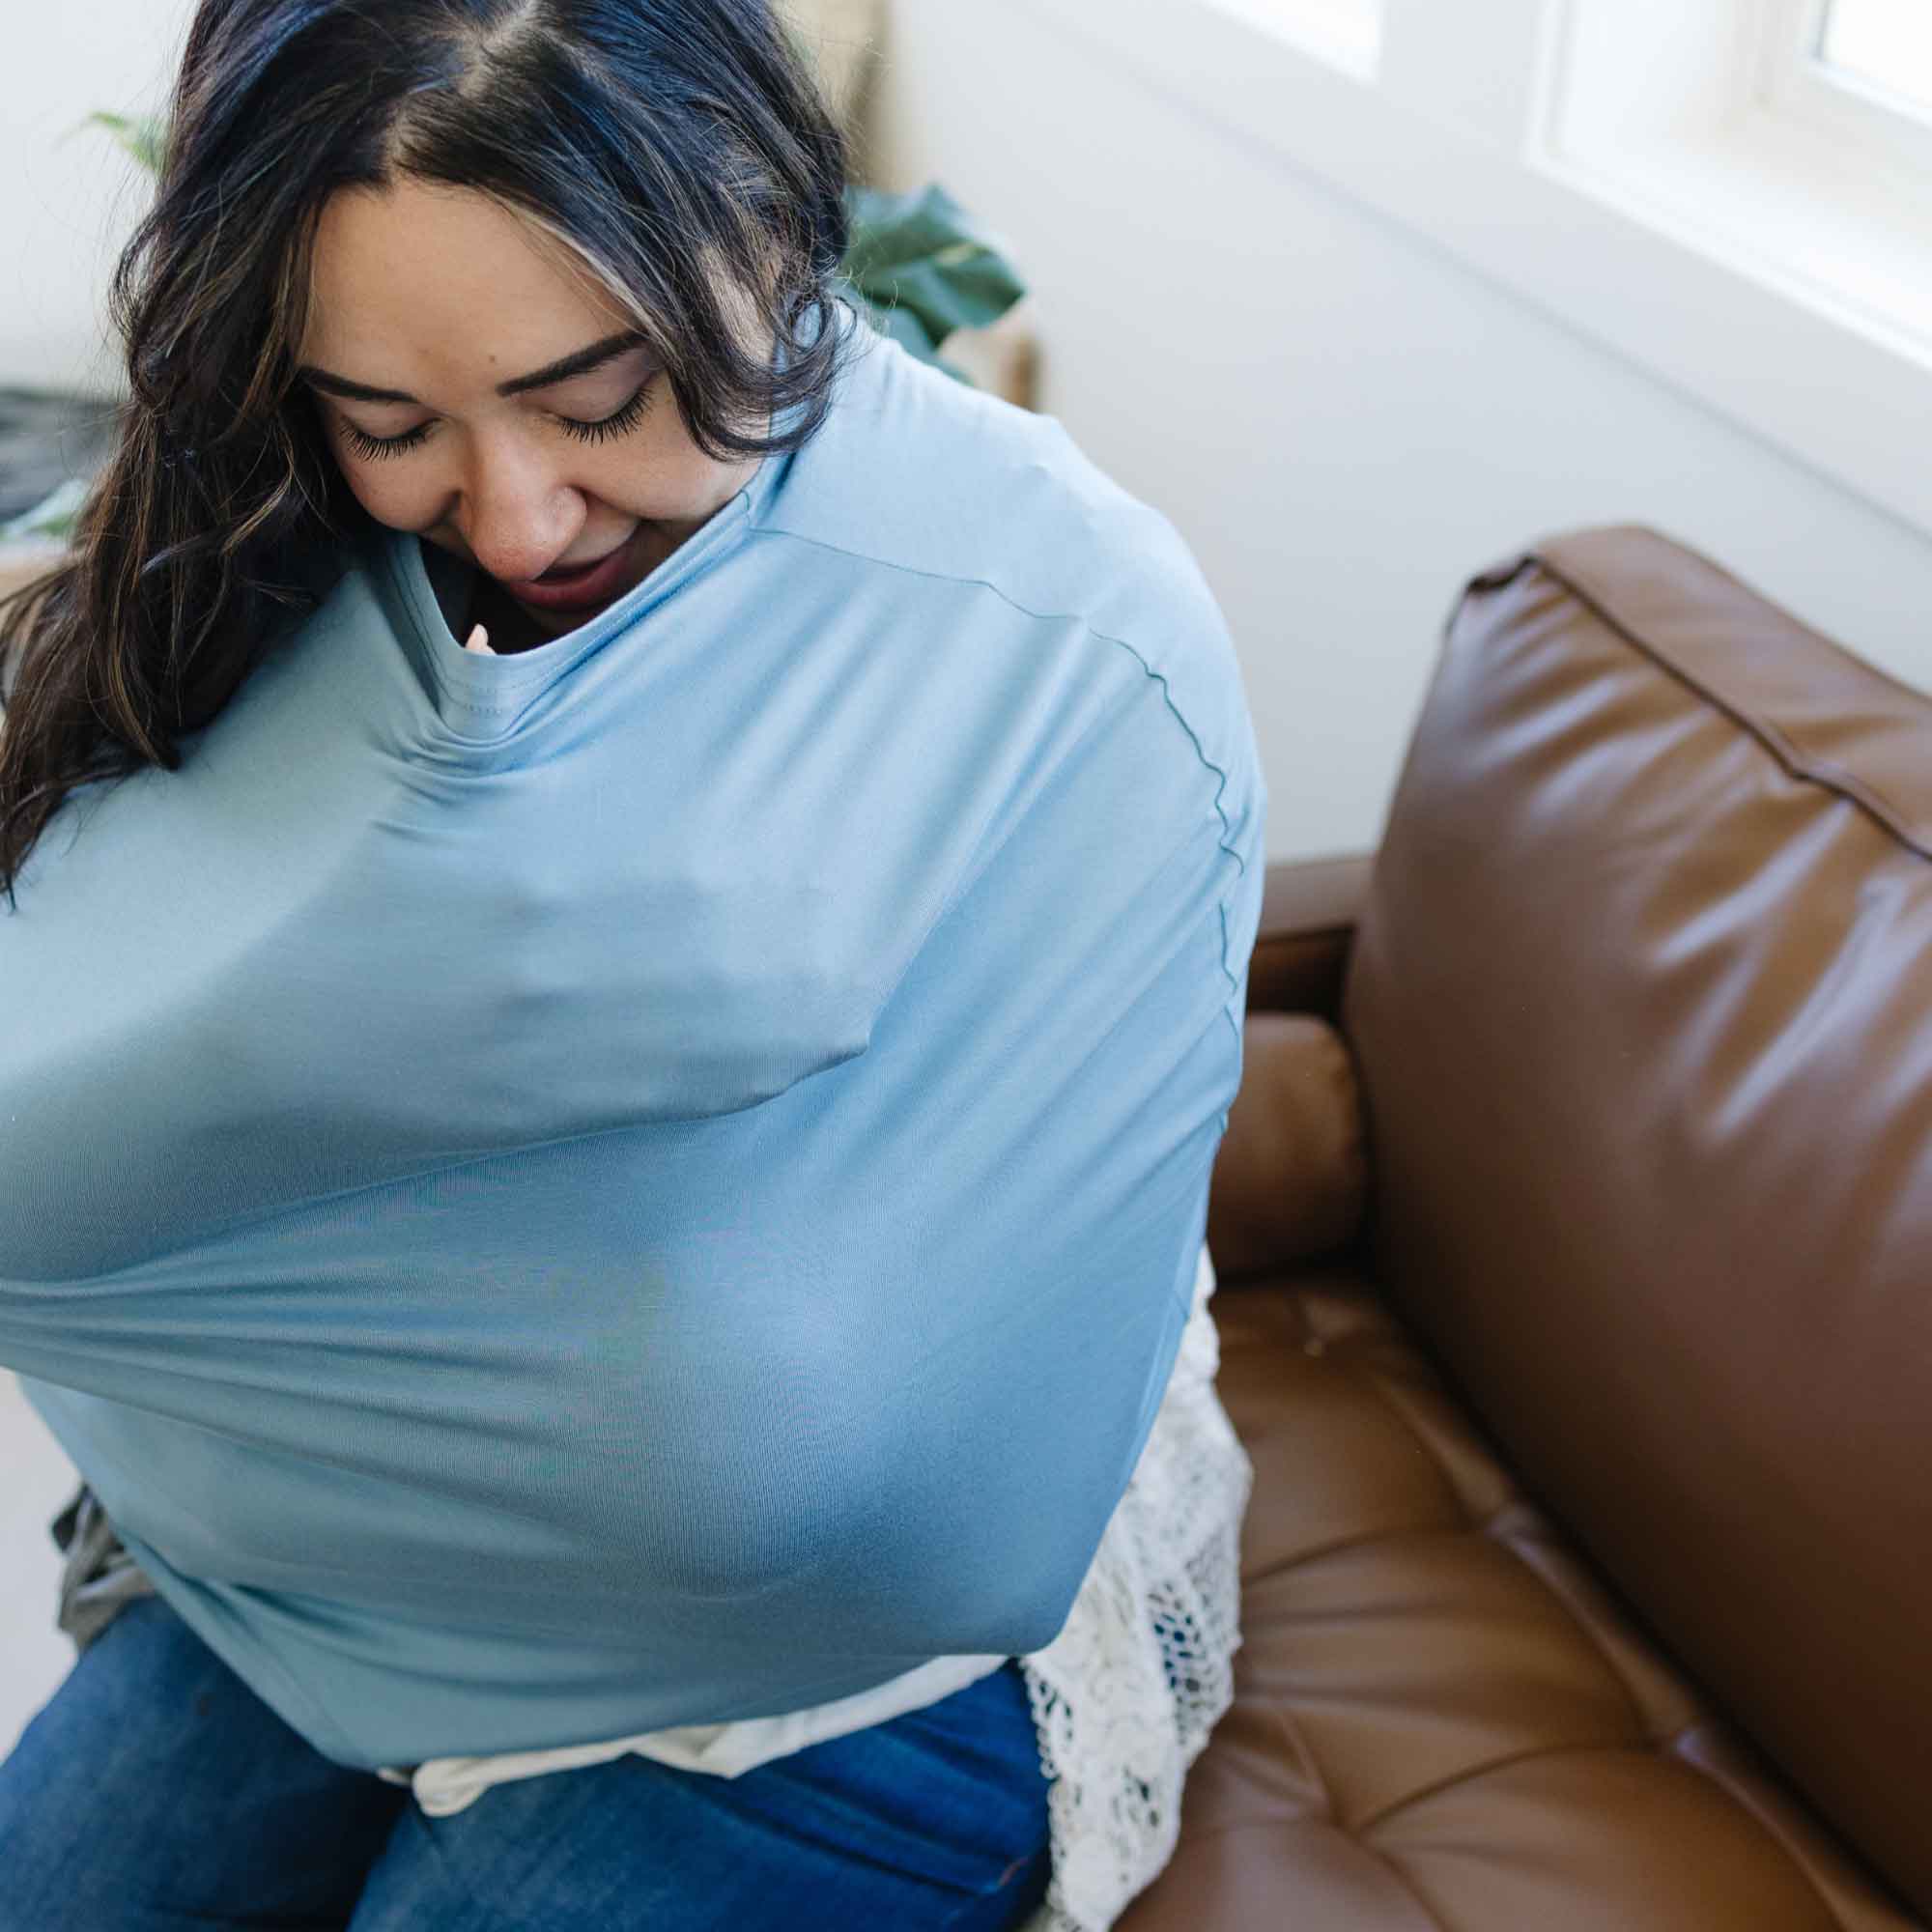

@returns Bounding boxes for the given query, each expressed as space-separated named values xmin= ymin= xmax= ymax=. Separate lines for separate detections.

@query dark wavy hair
xmin=0 ymin=0 xmax=855 ymax=908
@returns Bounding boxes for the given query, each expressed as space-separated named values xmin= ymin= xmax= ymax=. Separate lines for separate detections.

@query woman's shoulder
xmin=768 ymin=326 xmax=1210 ymax=647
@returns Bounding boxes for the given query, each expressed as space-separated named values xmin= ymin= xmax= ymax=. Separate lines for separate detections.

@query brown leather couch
xmin=1143 ymin=526 xmax=1929 ymax=1931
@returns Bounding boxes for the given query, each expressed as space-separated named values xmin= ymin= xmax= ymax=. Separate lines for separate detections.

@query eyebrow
xmin=296 ymin=329 xmax=649 ymax=405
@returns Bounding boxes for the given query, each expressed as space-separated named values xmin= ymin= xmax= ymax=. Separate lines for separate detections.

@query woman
xmin=0 ymin=4 xmax=1266 ymax=1930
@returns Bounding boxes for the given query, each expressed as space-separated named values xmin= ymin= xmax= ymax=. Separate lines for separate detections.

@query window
xmin=1026 ymin=0 xmax=1932 ymax=537
xmin=1817 ymin=0 xmax=1932 ymax=119
xmin=1545 ymin=0 xmax=1932 ymax=368
xmin=1755 ymin=0 xmax=1932 ymax=185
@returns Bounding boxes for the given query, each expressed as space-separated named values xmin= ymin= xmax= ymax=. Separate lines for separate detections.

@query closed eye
xmin=555 ymin=378 xmax=657 ymax=446
xmin=333 ymin=376 xmax=657 ymax=463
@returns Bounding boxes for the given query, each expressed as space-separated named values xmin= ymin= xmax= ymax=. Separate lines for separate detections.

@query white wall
xmin=1 ymin=2 xmax=192 ymax=400
xmin=867 ymin=0 xmax=1932 ymax=866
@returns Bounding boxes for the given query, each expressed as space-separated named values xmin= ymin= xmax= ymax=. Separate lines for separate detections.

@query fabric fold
xmin=0 ymin=301 xmax=1267 ymax=1776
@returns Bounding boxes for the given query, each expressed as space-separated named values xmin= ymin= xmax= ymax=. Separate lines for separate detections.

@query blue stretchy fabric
xmin=0 ymin=301 xmax=1267 ymax=1776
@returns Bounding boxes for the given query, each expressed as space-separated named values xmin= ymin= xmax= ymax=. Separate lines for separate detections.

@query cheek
xmin=615 ymin=421 xmax=732 ymax=516
xmin=335 ymin=451 xmax=441 ymax=529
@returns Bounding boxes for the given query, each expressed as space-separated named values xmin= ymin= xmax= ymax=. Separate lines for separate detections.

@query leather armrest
xmin=1247 ymin=851 xmax=1375 ymax=1023
xmin=1208 ymin=1010 xmax=1369 ymax=1282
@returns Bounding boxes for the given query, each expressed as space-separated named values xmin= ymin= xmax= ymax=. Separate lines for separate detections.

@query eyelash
xmin=337 ymin=378 xmax=656 ymax=463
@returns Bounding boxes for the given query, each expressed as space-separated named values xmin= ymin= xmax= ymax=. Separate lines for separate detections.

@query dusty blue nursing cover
xmin=0 ymin=305 xmax=1267 ymax=1772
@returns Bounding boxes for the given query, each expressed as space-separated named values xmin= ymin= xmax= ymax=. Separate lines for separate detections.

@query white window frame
xmin=1538 ymin=0 xmax=1932 ymax=392
xmin=1754 ymin=0 xmax=1932 ymax=192
xmin=1016 ymin=0 xmax=1932 ymax=540
xmin=1536 ymin=0 xmax=1932 ymax=419
xmin=1198 ymin=0 xmax=1382 ymax=81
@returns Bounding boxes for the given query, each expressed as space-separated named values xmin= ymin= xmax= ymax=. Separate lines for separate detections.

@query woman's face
xmin=295 ymin=178 xmax=767 ymax=638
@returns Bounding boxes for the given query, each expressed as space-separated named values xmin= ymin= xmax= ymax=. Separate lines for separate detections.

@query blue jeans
xmin=0 ymin=1594 xmax=1056 ymax=1930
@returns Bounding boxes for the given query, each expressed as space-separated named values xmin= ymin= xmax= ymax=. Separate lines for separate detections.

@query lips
xmin=499 ymin=530 xmax=640 ymax=611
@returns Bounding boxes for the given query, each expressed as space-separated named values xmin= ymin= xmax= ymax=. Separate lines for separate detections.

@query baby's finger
xmin=465 ymin=623 xmax=495 ymax=654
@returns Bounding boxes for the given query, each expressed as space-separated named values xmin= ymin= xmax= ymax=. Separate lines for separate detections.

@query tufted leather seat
xmin=1134 ymin=528 xmax=1929 ymax=1930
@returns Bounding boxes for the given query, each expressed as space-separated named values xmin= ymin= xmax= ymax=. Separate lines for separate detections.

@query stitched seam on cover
xmin=738 ymin=525 xmax=1254 ymax=1051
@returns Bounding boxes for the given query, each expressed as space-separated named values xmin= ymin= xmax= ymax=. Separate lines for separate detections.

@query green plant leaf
xmin=839 ymin=183 xmax=1027 ymax=373
xmin=75 ymin=110 xmax=167 ymax=176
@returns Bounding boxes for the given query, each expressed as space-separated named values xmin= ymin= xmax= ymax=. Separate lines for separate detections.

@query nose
xmin=455 ymin=434 xmax=582 ymax=584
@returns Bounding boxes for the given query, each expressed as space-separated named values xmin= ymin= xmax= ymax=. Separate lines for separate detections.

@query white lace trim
xmin=1012 ymin=1242 xmax=1254 ymax=1932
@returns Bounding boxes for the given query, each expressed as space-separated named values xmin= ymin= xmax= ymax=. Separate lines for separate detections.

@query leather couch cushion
xmin=1337 ymin=526 xmax=1932 ymax=1916
xmin=1208 ymin=1012 xmax=1367 ymax=1282
xmin=1122 ymin=1257 xmax=1918 ymax=1930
